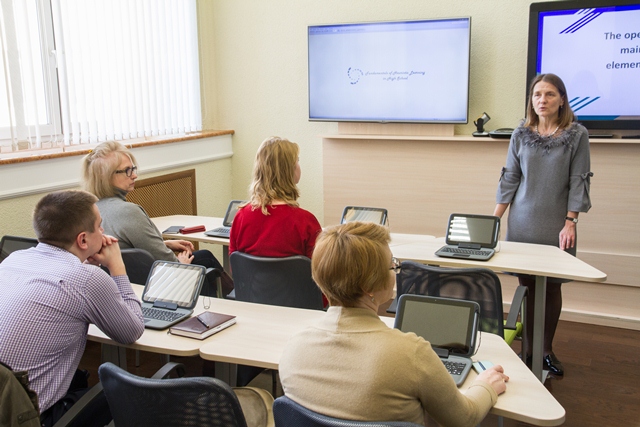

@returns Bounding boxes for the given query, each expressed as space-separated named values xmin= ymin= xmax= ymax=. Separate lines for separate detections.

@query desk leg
xmin=214 ymin=362 xmax=237 ymax=387
xmin=532 ymin=275 xmax=546 ymax=381
xmin=222 ymin=244 xmax=230 ymax=273
xmin=101 ymin=344 xmax=127 ymax=370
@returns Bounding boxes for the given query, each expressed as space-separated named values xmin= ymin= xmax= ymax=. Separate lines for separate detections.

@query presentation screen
xmin=527 ymin=1 xmax=640 ymax=130
xmin=308 ymin=18 xmax=471 ymax=124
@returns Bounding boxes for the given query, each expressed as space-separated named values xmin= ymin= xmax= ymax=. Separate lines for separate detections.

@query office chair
xmin=230 ymin=252 xmax=324 ymax=391
xmin=99 ymin=362 xmax=255 ymax=427
xmin=0 ymin=235 xmax=38 ymax=263
xmin=388 ymin=261 xmax=527 ymax=345
xmin=229 ymin=252 xmax=323 ymax=310
xmin=273 ymin=395 xmax=423 ymax=427
xmin=119 ymin=248 xmax=156 ymax=284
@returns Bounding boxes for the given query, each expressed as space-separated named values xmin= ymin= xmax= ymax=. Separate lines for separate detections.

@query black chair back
xmin=273 ymin=395 xmax=423 ymax=427
xmin=230 ymin=252 xmax=323 ymax=310
xmin=120 ymin=248 xmax=156 ymax=285
xmin=99 ymin=362 xmax=248 ymax=427
xmin=392 ymin=261 xmax=505 ymax=336
xmin=0 ymin=235 xmax=38 ymax=263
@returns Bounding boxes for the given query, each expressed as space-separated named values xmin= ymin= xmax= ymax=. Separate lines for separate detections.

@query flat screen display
xmin=308 ymin=18 xmax=471 ymax=124
xmin=527 ymin=0 xmax=640 ymax=131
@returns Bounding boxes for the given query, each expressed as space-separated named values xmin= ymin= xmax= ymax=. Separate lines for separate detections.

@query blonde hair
xmin=82 ymin=141 xmax=137 ymax=199
xmin=524 ymin=73 xmax=575 ymax=130
xmin=312 ymin=222 xmax=391 ymax=307
xmin=248 ymin=136 xmax=300 ymax=214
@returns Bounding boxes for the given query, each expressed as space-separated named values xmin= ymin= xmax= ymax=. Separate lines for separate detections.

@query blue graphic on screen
xmin=536 ymin=5 xmax=640 ymax=122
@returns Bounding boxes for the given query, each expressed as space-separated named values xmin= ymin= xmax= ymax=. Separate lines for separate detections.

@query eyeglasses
xmin=390 ymin=257 xmax=401 ymax=274
xmin=114 ymin=166 xmax=138 ymax=177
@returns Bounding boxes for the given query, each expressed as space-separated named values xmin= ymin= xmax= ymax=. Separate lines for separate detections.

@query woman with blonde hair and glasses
xmin=82 ymin=141 xmax=229 ymax=294
xmin=229 ymin=136 xmax=321 ymax=259
xmin=279 ymin=222 xmax=509 ymax=427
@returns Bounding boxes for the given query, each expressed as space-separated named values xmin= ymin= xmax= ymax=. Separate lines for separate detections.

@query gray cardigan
xmin=96 ymin=192 xmax=178 ymax=262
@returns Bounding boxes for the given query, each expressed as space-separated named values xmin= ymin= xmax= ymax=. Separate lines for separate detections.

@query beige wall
xmin=200 ymin=0 xmax=544 ymax=224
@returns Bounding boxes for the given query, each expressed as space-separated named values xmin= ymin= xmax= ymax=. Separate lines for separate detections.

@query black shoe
xmin=544 ymin=353 xmax=564 ymax=376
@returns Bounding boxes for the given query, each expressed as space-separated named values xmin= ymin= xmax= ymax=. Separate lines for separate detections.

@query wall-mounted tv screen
xmin=308 ymin=18 xmax=471 ymax=124
xmin=527 ymin=0 xmax=640 ymax=131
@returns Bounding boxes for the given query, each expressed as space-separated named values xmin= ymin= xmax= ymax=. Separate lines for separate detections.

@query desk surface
xmin=391 ymin=237 xmax=606 ymax=283
xmin=87 ymin=285 xmax=564 ymax=426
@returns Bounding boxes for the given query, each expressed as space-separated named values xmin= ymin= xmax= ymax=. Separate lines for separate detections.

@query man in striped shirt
xmin=0 ymin=190 xmax=144 ymax=426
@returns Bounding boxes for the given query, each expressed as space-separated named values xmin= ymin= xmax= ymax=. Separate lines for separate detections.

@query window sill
xmin=0 ymin=130 xmax=234 ymax=200
xmin=0 ymin=130 xmax=234 ymax=165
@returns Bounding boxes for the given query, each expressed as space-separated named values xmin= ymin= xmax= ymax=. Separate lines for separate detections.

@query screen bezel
xmin=394 ymin=294 xmax=480 ymax=357
xmin=308 ymin=17 xmax=472 ymax=124
xmin=526 ymin=0 xmax=640 ymax=131
xmin=142 ymin=261 xmax=205 ymax=309
xmin=445 ymin=213 xmax=500 ymax=249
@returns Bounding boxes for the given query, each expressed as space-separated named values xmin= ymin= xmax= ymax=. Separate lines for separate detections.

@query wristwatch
xmin=565 ymin=216 xmax=578 ymax=224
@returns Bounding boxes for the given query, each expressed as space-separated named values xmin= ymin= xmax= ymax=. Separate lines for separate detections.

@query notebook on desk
xmin=141 ymin=261 xmax=206 ymax=330
xmin=204 ymin=200 xmax=245 ymax=238
xmin=435 ymin=213 xmax=500 ymax=261
xmin=394 ymin=294 xmax=480 ymax=386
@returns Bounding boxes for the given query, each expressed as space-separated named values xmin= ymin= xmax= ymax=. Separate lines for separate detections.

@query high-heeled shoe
xmin=544 ymin=353 xmax=564 ymax=376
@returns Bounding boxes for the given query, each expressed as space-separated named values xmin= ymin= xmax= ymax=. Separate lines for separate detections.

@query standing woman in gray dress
xmin=494 ymin=73 xmax=593 ymax=376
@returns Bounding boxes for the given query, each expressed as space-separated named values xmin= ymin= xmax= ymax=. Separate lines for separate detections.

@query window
xmin=0 ymin=0 xmax=201 ymax=153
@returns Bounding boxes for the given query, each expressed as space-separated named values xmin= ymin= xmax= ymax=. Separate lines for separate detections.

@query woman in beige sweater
xmin=279 ymin=222 xmax=509 ymax=427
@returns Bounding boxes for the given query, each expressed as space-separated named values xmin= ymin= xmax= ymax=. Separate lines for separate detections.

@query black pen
xmin=197 ymin=314 xmax=210 ymax=328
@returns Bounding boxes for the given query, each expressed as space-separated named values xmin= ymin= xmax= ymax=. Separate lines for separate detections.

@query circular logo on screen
xmin=348 ymin=67 xmax=363 ymax=84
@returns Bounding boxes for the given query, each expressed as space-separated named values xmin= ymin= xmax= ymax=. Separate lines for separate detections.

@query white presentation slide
xmin=308 ymin=20 xmax=470 ymax=122
xmin=538 ymin=7 xmax=640 ymax=117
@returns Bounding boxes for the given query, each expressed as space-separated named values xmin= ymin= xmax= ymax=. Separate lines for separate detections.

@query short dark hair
xmin=33 ymin=190 xmax=99 ymax=249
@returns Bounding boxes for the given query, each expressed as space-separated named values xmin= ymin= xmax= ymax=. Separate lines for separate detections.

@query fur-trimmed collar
xmin=514 ymin=122 xmax=581 ymax=154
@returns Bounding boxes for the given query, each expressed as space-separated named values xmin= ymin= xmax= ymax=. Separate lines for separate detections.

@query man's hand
xmin=87 ymin=235 xmax=126 ymax=276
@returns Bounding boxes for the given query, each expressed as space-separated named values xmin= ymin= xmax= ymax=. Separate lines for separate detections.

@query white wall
xmin=201 ymin=0 xmax=543 ymax=225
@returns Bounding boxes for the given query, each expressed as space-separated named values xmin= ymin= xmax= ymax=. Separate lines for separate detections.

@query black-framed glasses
xmin=390 ymin=257 xmax=401 ymax=274
xmin=114 ymin=166 xmax=138 ymax=177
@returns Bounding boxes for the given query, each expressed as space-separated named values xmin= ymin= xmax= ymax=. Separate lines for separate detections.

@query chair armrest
xmin=52 ymin=382 xmax=108 ymax=427
xmin=151 ymin=362 xmax=187 ymax=379
xmin=205 ymin=268 xmax=224 ymax=298
xmin=504 ymin=285 xmax=527 ymax=330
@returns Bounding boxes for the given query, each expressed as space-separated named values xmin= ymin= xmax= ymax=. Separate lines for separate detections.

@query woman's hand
xmin=176 ymin=250 xmax=194 ymax=264
xmin=559 ymin=222 xmax=576 ymax=250
xmin=165 ymin=239 xmax=195 ymax=253
xmin=477 ymin=365 xmax=509 ymax=396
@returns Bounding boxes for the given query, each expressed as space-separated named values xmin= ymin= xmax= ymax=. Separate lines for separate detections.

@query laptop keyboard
xmin=208 ymin=227 xmax=230 ymax=237
xmin=142 ymin=307 xmax=184 ymax=322
xmin=441 ymin=247 xmax=491 ymax=257
xmin=442 ymin=360 xmax=466 ymax=375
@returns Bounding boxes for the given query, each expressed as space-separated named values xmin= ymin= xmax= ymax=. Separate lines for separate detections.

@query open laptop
xmin=205 ymin=200 xmax=245 ymax=238
xmin=435 ymin=213 xmax=500 ymax=261
xmin=0 ymin=235 xmax=39 ymax=263
xmin=394 ymin=294 xmax=480 ymax=386
xmin=141 ymin=261 xmax=206 ymax=330
xmin=340 ymin=206 xmax=388 ymax=225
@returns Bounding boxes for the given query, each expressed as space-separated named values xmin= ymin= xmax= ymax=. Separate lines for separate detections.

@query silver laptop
xmin=340 ymin=206 xmax=388 ymax=225
xmin=141 ymin=261 xmax=206 ymax=330
xmin=205 ymin=200 xmax=245 ymax=238
xmin=394 ymin=294 xmax=480 ymax=386
xmin=435 ymin=213 xmax=500 ymax=261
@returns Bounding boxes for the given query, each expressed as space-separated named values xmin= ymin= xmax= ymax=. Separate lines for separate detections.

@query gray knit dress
xmin=496 ymin=122 xmax=593 ymax=259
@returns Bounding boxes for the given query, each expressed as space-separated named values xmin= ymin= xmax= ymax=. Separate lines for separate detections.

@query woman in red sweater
xmin=230 ymin=136 xmax=321 ymax=258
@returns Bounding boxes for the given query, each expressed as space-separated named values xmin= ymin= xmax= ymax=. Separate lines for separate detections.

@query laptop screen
xmin=142 ymin=262 xmax=205 ymax=308
xmin=223 ymin=200 xmax=245 ymax=227
xmin=341 ymin=206 xmax=387 ymax=225
xmin=445 ymin=214 xmax=500 ymax=248
xmin=394 ymin=295 xmax=479 ymax=356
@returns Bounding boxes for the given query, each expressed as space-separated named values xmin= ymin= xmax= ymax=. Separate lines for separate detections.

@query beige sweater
xmin=279 ymin=306 xmax=497 ymax=427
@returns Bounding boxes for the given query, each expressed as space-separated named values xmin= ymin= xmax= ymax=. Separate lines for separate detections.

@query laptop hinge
xmin=459 ymin=243 xmax=481 ymax=250
xmin=152 ymin=301 xmax=178 ymax=310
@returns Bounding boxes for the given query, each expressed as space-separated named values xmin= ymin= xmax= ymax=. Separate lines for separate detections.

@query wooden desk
xmin=391 ymin=237 xmax=607 ymax=381
xmin=196 ymin=298 xmax=564 ymax=426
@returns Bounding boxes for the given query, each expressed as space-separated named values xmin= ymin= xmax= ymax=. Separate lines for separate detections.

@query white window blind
xmin=1 ymin=0 xmax=201 ymax=152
